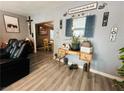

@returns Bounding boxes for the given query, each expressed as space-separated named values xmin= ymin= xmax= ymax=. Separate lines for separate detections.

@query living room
xmin=0 ymin=0 xmax=124 ymax=91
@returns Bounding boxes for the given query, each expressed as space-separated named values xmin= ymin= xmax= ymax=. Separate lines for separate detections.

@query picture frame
xmin=4 ymin=15 xmax=20 ymax=33
xmin=38 ymin=26 xmax=48 ymax=35
xmin=39 ymin=30 xmax=48 ymax=35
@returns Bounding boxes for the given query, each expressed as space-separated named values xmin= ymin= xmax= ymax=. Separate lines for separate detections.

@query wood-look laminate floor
xmin=2 ymin=51 xmax=124 ymax=91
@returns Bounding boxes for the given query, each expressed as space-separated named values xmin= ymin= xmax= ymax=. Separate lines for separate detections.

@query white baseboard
xmin=90 ymin=69 xmax=124 ymax=81
xmin=79 ymin=65 xmax=124 ymax=81
xmin=54 ymin=58 xmax=124 ymax=81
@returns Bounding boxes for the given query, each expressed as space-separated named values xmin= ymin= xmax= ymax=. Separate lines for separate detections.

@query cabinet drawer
xmin=67 ymin=51 xmax=80 ymax=55
xmin=80 ymin=52 xmax=92 ymax=62
xmin=58 ymin=48 xmax=66 ymax=56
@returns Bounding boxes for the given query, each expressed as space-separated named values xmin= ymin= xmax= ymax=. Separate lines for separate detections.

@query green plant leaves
xmin=72 ymin=36 xmax=80 ymax=44
xmin=119 ymin=47 xmax=124 ymax=54
xmin=113 ymin=79 xmax=124 ymax=89
xmin=119 ymin=55 xmax=124 ymax=60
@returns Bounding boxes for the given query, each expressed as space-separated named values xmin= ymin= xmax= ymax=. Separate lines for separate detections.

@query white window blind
xmin=72 ymin=17 xmax=86 ymax=37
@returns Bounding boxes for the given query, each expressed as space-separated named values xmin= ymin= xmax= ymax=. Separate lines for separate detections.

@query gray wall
xmin=32 ymin=1 xmax=124 ymax=76
xmin=91 ymin=2 xmax=124 ymax=76
xmin=0 ymin=10 xmax=28 ymax=43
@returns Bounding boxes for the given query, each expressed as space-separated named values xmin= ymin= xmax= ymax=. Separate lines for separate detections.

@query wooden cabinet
xmin=58 ymin=48 xmax=93 ymax=63
xmin=79 ymin=52 xmax=92 ymax=63
xmin=58 ymin=48 xmax=93 ymax=72
xmin=66 ymin=50 xmax=80 ymax=55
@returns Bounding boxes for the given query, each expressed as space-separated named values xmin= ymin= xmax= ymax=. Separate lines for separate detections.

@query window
xmin=72 ymin=17 xmax=86 ymax=37
xmin=65 ymin=15 xmax=95 ymax=37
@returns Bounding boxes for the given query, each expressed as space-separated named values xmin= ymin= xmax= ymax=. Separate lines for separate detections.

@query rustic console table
xmin=58 ymin=48 xmax=93 ymax=72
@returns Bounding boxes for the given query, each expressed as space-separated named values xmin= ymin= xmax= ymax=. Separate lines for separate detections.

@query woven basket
xmin=81 ymin=41 xmax=92 ymax=47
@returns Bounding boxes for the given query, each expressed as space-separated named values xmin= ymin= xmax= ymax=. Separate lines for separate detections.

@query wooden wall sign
xmin=68 ymin=2 xmax=98 ymax=14
xmin=60 ymin=20 xmax=62 ymax=29
xmin=102 ymin=12 xmax=109 ymax=26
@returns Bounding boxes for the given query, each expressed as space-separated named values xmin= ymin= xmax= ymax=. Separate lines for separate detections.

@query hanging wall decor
xmin=110 ymin=27 xmax=118 ymax=42
xmin=102 ymin=12 xmax=109 ymax=26
xmin=4 ymin=15 xmax=20 ymax=33
xmin=31 ymin=31 xmax=33 ymax=37
xmin=39 ymin=30 xmax=48 ymax=35
xmin=60 ymin=20 xmax=62 ymax=29
xmin=68 ymin=2 xmax=98 ymax=14
xmin=98 ymin=2 xmax=107 ymax=10
xmin=26 ymin=16 xmax=33 ymax=35
xmin=63 ymin=12 xmax=67 ymax=17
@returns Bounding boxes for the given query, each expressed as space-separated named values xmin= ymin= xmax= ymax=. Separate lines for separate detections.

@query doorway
xmin=35 ymin=21 xmax=54 ymax=52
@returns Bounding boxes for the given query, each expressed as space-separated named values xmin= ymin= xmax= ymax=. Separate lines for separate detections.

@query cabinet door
xmin=80 ymin=52 xmax=92 ymax=62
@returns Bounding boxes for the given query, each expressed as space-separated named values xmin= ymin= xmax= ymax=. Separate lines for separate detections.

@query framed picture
xmin=4 ymin=15 xmax=20 ymax=33
xmin=39 ymin=30 xmax=48 ymax=35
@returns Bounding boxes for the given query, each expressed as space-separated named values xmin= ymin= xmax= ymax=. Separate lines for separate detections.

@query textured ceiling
xmin=0 ymin=1 xmax=75 ymax=16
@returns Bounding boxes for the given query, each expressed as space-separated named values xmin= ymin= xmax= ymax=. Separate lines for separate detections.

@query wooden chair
xmin=43 ymin=38 xmax=49 ymax=51
xmin=49 ymin=40 xmax=54 ymax=52
xmin=54 ymin=48 xmax=66 ymax=66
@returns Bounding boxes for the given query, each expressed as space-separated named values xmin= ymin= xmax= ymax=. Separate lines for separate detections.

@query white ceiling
xmin=0 ymin=1 xmax=76 ymax=16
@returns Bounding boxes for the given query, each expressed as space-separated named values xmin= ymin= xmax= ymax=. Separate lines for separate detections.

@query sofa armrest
xmin=0 ymin=48 xmax=5 ymax=52
xmin=0 ymin=57 xmax=30 ymax=88
xmin=0 ymin=58 xmax=30 ymax=70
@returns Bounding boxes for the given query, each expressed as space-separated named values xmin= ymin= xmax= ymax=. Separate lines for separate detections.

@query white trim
xmin=54 ymin=58 xmax=124 ymax=81
xmin=90 ymin=69 xmax=124 ymax=81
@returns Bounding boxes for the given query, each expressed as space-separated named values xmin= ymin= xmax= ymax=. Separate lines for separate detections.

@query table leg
xmin=87 ymin=63 xmax=90 ymax=79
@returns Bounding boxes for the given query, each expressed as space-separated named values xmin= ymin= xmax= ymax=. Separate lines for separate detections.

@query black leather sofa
xmin=0 ymin=39 xmax=17 ymax=57
xmin=0 ymin=39 xmax=30 ymax=89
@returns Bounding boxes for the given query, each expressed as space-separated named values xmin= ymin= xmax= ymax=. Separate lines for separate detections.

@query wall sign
xmin=102 ymin=12 xmax=109 ymax=26
xmin=60 ymin=20 xmax=62 ymax=29
xmin=68 ymin=2 xmax=98 ymax=14
xmin=110 ymin=27 xmax=118 ymax=42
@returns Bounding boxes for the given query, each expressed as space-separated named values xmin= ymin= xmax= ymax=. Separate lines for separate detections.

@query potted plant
xmin=118 ymin=47 xmax=124 ymax=76
xmin=71 ymin=36 xmax=80 ymax=51
xmin=113 ymin=47 xmax=124 ymax=90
